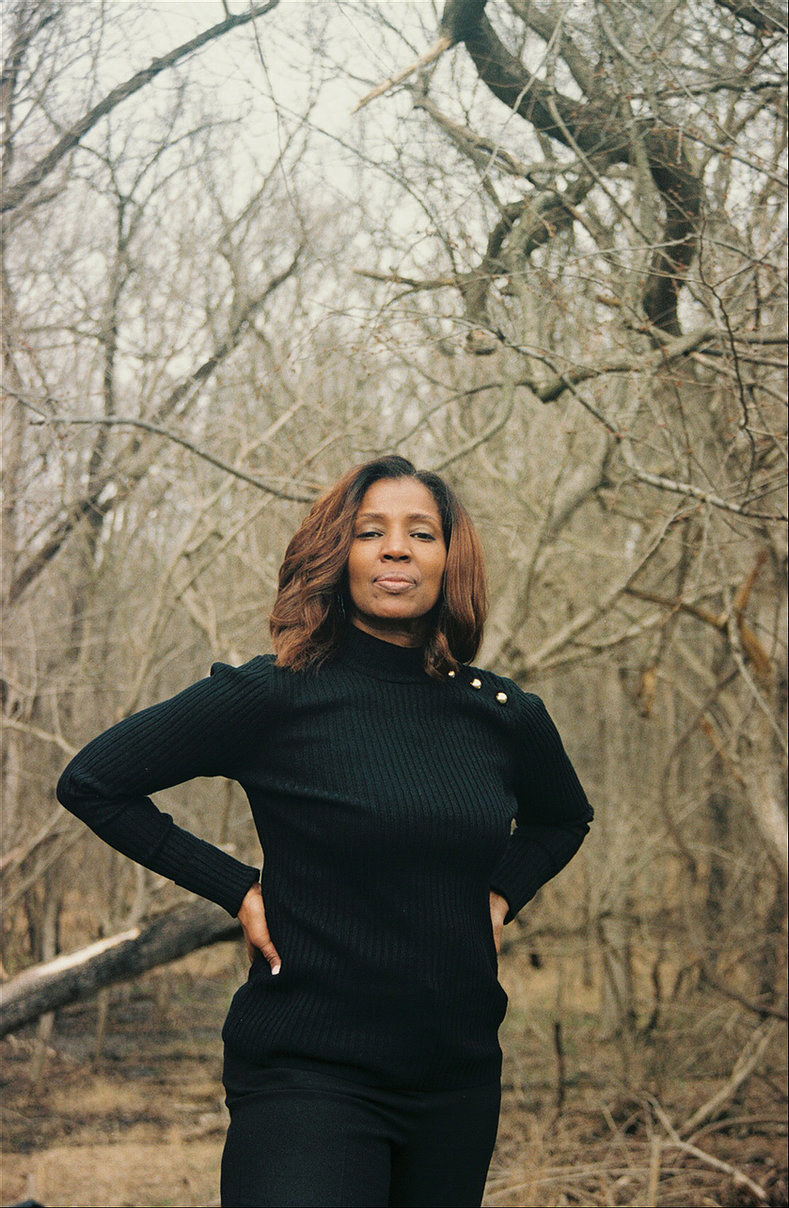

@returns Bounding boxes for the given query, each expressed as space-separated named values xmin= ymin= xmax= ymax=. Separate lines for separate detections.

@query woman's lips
xmin=375 ymin=574 xmax=417 ymax=593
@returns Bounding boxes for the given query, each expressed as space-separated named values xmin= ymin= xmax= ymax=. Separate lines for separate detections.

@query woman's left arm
xmin=489 ymin=690 xmax=593 ymax=923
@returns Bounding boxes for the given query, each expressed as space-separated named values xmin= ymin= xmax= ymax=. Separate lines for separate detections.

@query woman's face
xmin=347 ymin=477 xmax=447 ymax=647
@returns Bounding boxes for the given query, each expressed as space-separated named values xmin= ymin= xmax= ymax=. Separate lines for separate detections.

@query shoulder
xmin=453 ymin=662 xmax=560 ymax=737
xmin=208 ymin=652 xmax=330 ymax=706
xmin=453 ymin=662 xmax=541 ymax=711
xmin=195 ymin=653 xmax=282 ymax=716
xmin=204 ymin=653 xmax=274 ymax=692
xmin=209 ymin=652 xmax=276 ymax=684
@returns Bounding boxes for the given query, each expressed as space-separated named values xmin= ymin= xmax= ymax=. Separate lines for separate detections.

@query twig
xmin=691 ymin=1113 xmax=789 ymax=1139
xmin=664 ymin=1135 xmax=770 ymax=1204
xmin=1 ymin=718 xmax=77 ymax=758
xmin=552 ymin=1019 xmax=566 ymax=1117
xmin=351 ymin=35 xmax=453 ymax=114
xmin=681 ymin=1021 xmax=779 ymax=1138
xmin=352 ymin=267 xmax=456 ymax=291
xmin=700 ymin=969 xmax=788 ymax=1021
xmin=1 ymin=2 xmax=280 ymax=214
xmin=645 ymin=1134 xmax=662 ymax=1207
xmin=29 ymin=414 xmax=317 ymax=502
xmin=647 ymin=1094 xmax=771 ymax=1204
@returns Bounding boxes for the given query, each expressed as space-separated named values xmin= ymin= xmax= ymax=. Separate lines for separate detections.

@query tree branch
xmin=516 ymin=325 xmax=787 ymax=404
xmin=442 ymin=0 xmax=703 ymax=334
xmin=648 ymin=1093 xmax=772 ymax=1204
xmin=511 ymin=515 xmax=677 ymax=677
xmin=7 ymin=241 xmax=305 ymax=607
xmin=412 ymin=92 xmax=532 ymax=177
xmin=0 ymin=899 xmax=241 ymax=1037
xmin=712 ymin=0 xmax=787 ymax=33
xmin=33 ymin=414 xmax=317 ymax=503
xmin=351 ymin=34 xmax=454 ymax=114
xmin=1 ymin=1 xmax=280 ymax=215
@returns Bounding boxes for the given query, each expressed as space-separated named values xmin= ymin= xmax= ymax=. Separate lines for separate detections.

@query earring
xmin=336 ymin=593 xmax=347 ymax=620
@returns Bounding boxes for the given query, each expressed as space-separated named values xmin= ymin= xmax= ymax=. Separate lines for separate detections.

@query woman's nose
xmin=381 ymin=532 xmax=410 ymax=559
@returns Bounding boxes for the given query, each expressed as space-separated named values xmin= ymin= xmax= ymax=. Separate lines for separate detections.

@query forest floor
xmin=1 ymin=940 xmax=786 ymax=1208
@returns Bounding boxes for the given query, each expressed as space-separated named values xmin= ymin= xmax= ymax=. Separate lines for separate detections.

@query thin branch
xmin=647 ymin=1094 xmax=771 ymax=1204
xmin=351 ymin=34 xmax=453 ymax=114
xmin=433 ymin=393 xmax=516 ymax=470
xmin=620 ymin=441 xmax=787 ymax=523
xmin=411 ymin=91 xmax=532 ymax=178
xmin=357 ymin=284 xmax=784 ymax=399
xmin=7 ymin=242 xmax=305 ymax=606
xmin=1 ymin=717 xmax=77 ymax=758
xmin=353 ymin=267 xmax=456 ymax=292
xmin=695 ymin=970 xmax=789 ymax=1021
xmin=682 ymin=1022 xmax=781 ymax=1136
xmin=0 ymin=805 xmax=78 ymax=877
xmin=518 ymin=326 xmax=788 ymax=405
xmin=31 ymin=413 xmax=317 ymax=502
xmin=511 ymin=332 xmax=788 ymax=522
xmin=1 ymin=2 xmax=280 ymax=214
xmin=514 ymin=514 xmax=678 ymax=677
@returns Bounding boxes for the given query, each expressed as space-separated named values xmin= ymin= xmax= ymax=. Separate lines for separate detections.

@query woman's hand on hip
xmin=237 ymin=883 xmax=282 ymax=974
xmin=489 ymin=890 xmax=509 ymax=955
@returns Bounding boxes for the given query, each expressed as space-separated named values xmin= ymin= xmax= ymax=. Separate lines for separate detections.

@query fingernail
xmin=271 ymin=963 xmax=281 ymax=976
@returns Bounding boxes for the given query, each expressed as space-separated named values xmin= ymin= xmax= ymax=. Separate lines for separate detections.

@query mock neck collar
xmin=335 ymin=624 xmax=428 ymax=682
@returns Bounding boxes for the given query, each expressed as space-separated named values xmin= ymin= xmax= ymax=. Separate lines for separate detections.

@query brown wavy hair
xmin=270 ymin=455 xmax=488 ymax=678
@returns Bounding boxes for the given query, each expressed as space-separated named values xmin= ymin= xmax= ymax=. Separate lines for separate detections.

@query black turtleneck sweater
xmin=57 ymin=626 xmax=592 ymax=1091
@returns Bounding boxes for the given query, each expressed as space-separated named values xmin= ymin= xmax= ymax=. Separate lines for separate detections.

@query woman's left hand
xmin=489 ymin=890 xmax=509 ymax=955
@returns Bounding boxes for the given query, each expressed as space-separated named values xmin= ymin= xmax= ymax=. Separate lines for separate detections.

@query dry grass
xmin=1 ymin=942 xmax=786 ymax=1208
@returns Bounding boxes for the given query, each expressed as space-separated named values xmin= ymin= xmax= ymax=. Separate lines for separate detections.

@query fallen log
xmin=0 ymin=899 xmax=240 ymax=1038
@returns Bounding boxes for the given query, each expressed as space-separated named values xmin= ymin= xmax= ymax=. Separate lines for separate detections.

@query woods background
xmin=2 ymin=2 xmax=787 ymax=1205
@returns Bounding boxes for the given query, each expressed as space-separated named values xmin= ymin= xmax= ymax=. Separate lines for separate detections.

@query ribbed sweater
xmin=57 ymin=625 xmax=592 ymax=1091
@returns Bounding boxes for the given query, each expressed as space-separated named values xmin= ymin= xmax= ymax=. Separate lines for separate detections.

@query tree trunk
xmin=597 ymin=909 xmax=637 ymax=1038
xmin=0 ymin=899 xmax=240 ymax=1037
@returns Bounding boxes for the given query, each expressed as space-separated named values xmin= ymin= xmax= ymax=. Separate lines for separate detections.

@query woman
xmin=58 ymin=454 xmax=592 ymax=1208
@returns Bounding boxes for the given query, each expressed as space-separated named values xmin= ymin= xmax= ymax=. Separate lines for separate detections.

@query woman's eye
xmin=355 ymin=528 xmax=435 ymax=540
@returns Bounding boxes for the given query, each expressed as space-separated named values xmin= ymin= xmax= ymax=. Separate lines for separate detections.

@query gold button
xmin=470 ymin=678 xmax=482 ymax=689
xmin=447 ymin=670 xmax=456 ymax=678
xmin=496 ymin=692 xmax=508 ymax=704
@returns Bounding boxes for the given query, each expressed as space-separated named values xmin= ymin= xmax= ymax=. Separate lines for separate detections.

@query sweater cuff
xmin=489 ymin=842 xmax=557 ymax=922
xmin=153 ymin=823 xmax=260 ymax=916
xmin=490 ymin=822 xmax=589 ymax=922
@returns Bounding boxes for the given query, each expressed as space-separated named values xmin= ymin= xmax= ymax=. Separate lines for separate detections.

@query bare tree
xmin=2 ymin=0 xmax=785 ymax=1063
xmin=344 ymin=0 xmax=787 ymax=1025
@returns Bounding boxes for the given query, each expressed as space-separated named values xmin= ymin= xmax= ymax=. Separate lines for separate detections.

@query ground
xmin=1 ymin=942 xmax=786 ymax=1208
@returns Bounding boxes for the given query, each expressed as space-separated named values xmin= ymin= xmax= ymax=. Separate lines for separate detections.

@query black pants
xmin=221 ymin=1050 xmax=501 ymax=1208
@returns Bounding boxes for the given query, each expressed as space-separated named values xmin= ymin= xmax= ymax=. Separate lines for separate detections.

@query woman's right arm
xmin=57 ymin=661 xmax=265 ymax=919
